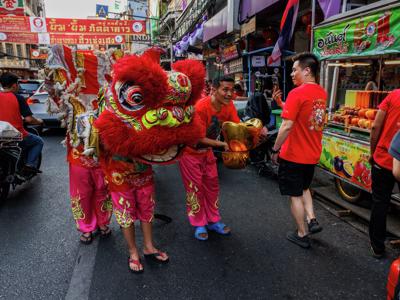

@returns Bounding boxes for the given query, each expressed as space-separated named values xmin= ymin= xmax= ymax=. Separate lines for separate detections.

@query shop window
xmin=5 ymin=43 xmax=13 ymax=56
xmin=16 ymin=45 xmax=23 ymax=58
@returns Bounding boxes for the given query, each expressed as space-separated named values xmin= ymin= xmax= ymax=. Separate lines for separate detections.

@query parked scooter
xmin=0 ymin=123 xmax=42 ymax=203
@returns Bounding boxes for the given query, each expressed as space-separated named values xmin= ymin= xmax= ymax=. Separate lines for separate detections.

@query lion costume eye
xmin=117 ymin=82 xmax=144 ymax=111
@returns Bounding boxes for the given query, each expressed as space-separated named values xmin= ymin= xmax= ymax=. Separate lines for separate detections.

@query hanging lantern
xmin=262 ymin=26 xmax=278 ymax=47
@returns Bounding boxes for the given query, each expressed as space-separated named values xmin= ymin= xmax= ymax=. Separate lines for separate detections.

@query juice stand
xmin=313 ymin=0 xmax=400 ymax=202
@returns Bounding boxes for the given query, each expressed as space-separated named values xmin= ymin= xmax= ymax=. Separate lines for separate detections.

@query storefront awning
xmin=239 ymin=0 xmax=279 ymax=23
xmin=203 ymin=7 xmax=227 ymax=42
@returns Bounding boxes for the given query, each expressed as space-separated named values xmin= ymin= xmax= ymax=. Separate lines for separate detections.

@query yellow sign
xmin=319 ymin=133 xmax=372 ymax=191
xmin=241 ymin=16 xmax=256 ymax=37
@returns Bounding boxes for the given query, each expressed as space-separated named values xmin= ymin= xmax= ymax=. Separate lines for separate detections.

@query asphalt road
xmin=0 ymin=130 xmax=397 ymax=299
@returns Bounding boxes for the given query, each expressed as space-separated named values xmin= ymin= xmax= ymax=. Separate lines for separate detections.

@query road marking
xmin=65 ymin=238 xmax=99 ymax=300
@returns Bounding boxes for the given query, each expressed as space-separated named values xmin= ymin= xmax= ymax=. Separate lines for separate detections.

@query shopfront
xmin=313 ymin=0 xmax=400 ymax=202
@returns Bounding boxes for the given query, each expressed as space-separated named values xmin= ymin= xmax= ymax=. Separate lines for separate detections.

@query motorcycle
xmin=0 ymin=123 xmax=42 ymax=203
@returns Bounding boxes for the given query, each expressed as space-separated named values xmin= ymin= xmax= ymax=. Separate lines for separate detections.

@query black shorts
xmin=278 ymin=158 xmax=316 ymax=197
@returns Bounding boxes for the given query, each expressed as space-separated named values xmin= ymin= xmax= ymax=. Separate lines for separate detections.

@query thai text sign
xmin=319 ymin=133 xmax=371 ymax=191
xmin=0 ymin=32 xmax=127 ymax=45
xmin=0 ymin=16 xmax=147 ymax=35
xmin=313 ymin=6 xmax=400 ymax=60
xmin=0 ymin=0 xmax=24 ymax=16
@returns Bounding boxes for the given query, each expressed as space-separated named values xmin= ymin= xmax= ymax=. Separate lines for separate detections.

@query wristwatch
xmin=271 ymin=148 xmax=280 ymax=154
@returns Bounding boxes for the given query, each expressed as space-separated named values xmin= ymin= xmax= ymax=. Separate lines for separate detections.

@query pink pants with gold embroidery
xmin=110 ymin=184 xmax=155 ymax=228
xmin=179 ymin=150 xmax=221 ymax=227
xmin=69 ymin=164 xmax=112 ymax=233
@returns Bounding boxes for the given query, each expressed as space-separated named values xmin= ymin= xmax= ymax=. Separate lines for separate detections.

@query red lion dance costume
xmin=94 ymin=49 xmax=205 ymax=271
xmin=45 ymin=45 xmax=124 ymax=243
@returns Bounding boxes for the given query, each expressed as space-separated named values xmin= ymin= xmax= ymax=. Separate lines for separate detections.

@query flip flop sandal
xmin=206 ymin=222 xmax=231 ymax=235
xmin=128 ymin=257 xmax=144 ymax=274
xmin=194 ymin=226 xmax=208 ymax=241
xmin=144 ymin=251 xmax=169 ymax=264
xmin=99 ymin=226 xmax=111 ymax=238
xmin=80 ymin=233 xmax=93 ymax=245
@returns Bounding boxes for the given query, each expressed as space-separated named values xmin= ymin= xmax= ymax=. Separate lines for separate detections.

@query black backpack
xmin=244 ymin=91 xmax=271 ymax=127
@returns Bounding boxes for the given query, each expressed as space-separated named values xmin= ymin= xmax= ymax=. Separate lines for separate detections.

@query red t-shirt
xmin=186 ymin=96 xmax=240 ymax=154
xmin=0 ymin=92 xmax=28 ymax=137
xmin=373 ymin=89 xmax=400 ymax=170
xmin=279 ymin=83 xmax=327 ymax=164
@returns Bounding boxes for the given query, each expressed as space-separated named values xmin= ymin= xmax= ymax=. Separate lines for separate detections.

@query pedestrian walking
xmin=271 ymin=53 xmax=327 ymax=249
xmin=179 ymin=76 xmax=239 ymax=241
xmin=369 ymin=90 xmax=400 ymax=258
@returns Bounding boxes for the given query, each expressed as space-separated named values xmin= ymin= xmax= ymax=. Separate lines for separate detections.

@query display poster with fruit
xmin=319 ymin=133 xmax=372 ymax=191
xmin=313 ymin=6 xmax=400 ymax=60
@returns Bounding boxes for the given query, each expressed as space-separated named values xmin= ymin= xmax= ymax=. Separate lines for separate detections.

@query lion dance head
xmin=94 ymin=48 xmax=205 ymax=164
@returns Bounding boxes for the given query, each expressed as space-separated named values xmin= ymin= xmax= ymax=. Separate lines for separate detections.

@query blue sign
xmin=96 ymin=4 xmax=109 ymax=18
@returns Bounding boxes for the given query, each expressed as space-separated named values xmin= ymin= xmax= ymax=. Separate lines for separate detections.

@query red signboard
xmin=221 ymin=44 xmax=239 ymax=62
xmin=0 ymin=16 xmax=147 ymax=35
xmin=0 ymin=32 xmax=127 ymax=45
xmin=0 ymin=32 xmax=33 ymax=43
xmin=30 ymin=48 xmax=48 ymax=60
xmin=0 ymin=15 xmax=30 ymax=32
xmin=0 ymin=0 xmax=24 ymax=16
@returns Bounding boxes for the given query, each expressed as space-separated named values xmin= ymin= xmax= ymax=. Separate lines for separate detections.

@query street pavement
xmin=0 ymin=130 xmax=397 ymax=300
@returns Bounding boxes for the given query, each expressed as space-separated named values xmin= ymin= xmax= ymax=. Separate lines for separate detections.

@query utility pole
xmin=310 ymin=0 xmax=316 ymax=52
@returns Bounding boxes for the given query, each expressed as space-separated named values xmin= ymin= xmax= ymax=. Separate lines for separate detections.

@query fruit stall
xmin=313 ymin=0 xmax=400 ymax=202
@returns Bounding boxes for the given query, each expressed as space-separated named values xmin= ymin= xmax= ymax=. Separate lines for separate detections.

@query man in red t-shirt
xmin=271 ymin=53 xmax=327 ymax=249
xmin=0 ymin=72 xmax=44 ymax=174
xmin=369 ymin=90 xmax=400 ymax=258
xmin=179 ymin=76 xmax=240 ymax=241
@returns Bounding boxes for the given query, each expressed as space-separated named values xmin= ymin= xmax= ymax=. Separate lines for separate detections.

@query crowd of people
xmin=0 ymin=50 xmax=399 ymax=274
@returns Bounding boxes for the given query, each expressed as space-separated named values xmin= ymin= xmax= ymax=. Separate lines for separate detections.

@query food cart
xmin=313 ymin=0 xmax=400 ymax=202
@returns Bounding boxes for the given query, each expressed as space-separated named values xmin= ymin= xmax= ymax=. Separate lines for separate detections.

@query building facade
xmin=0 ymin=0 xmax=46 ymax=78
